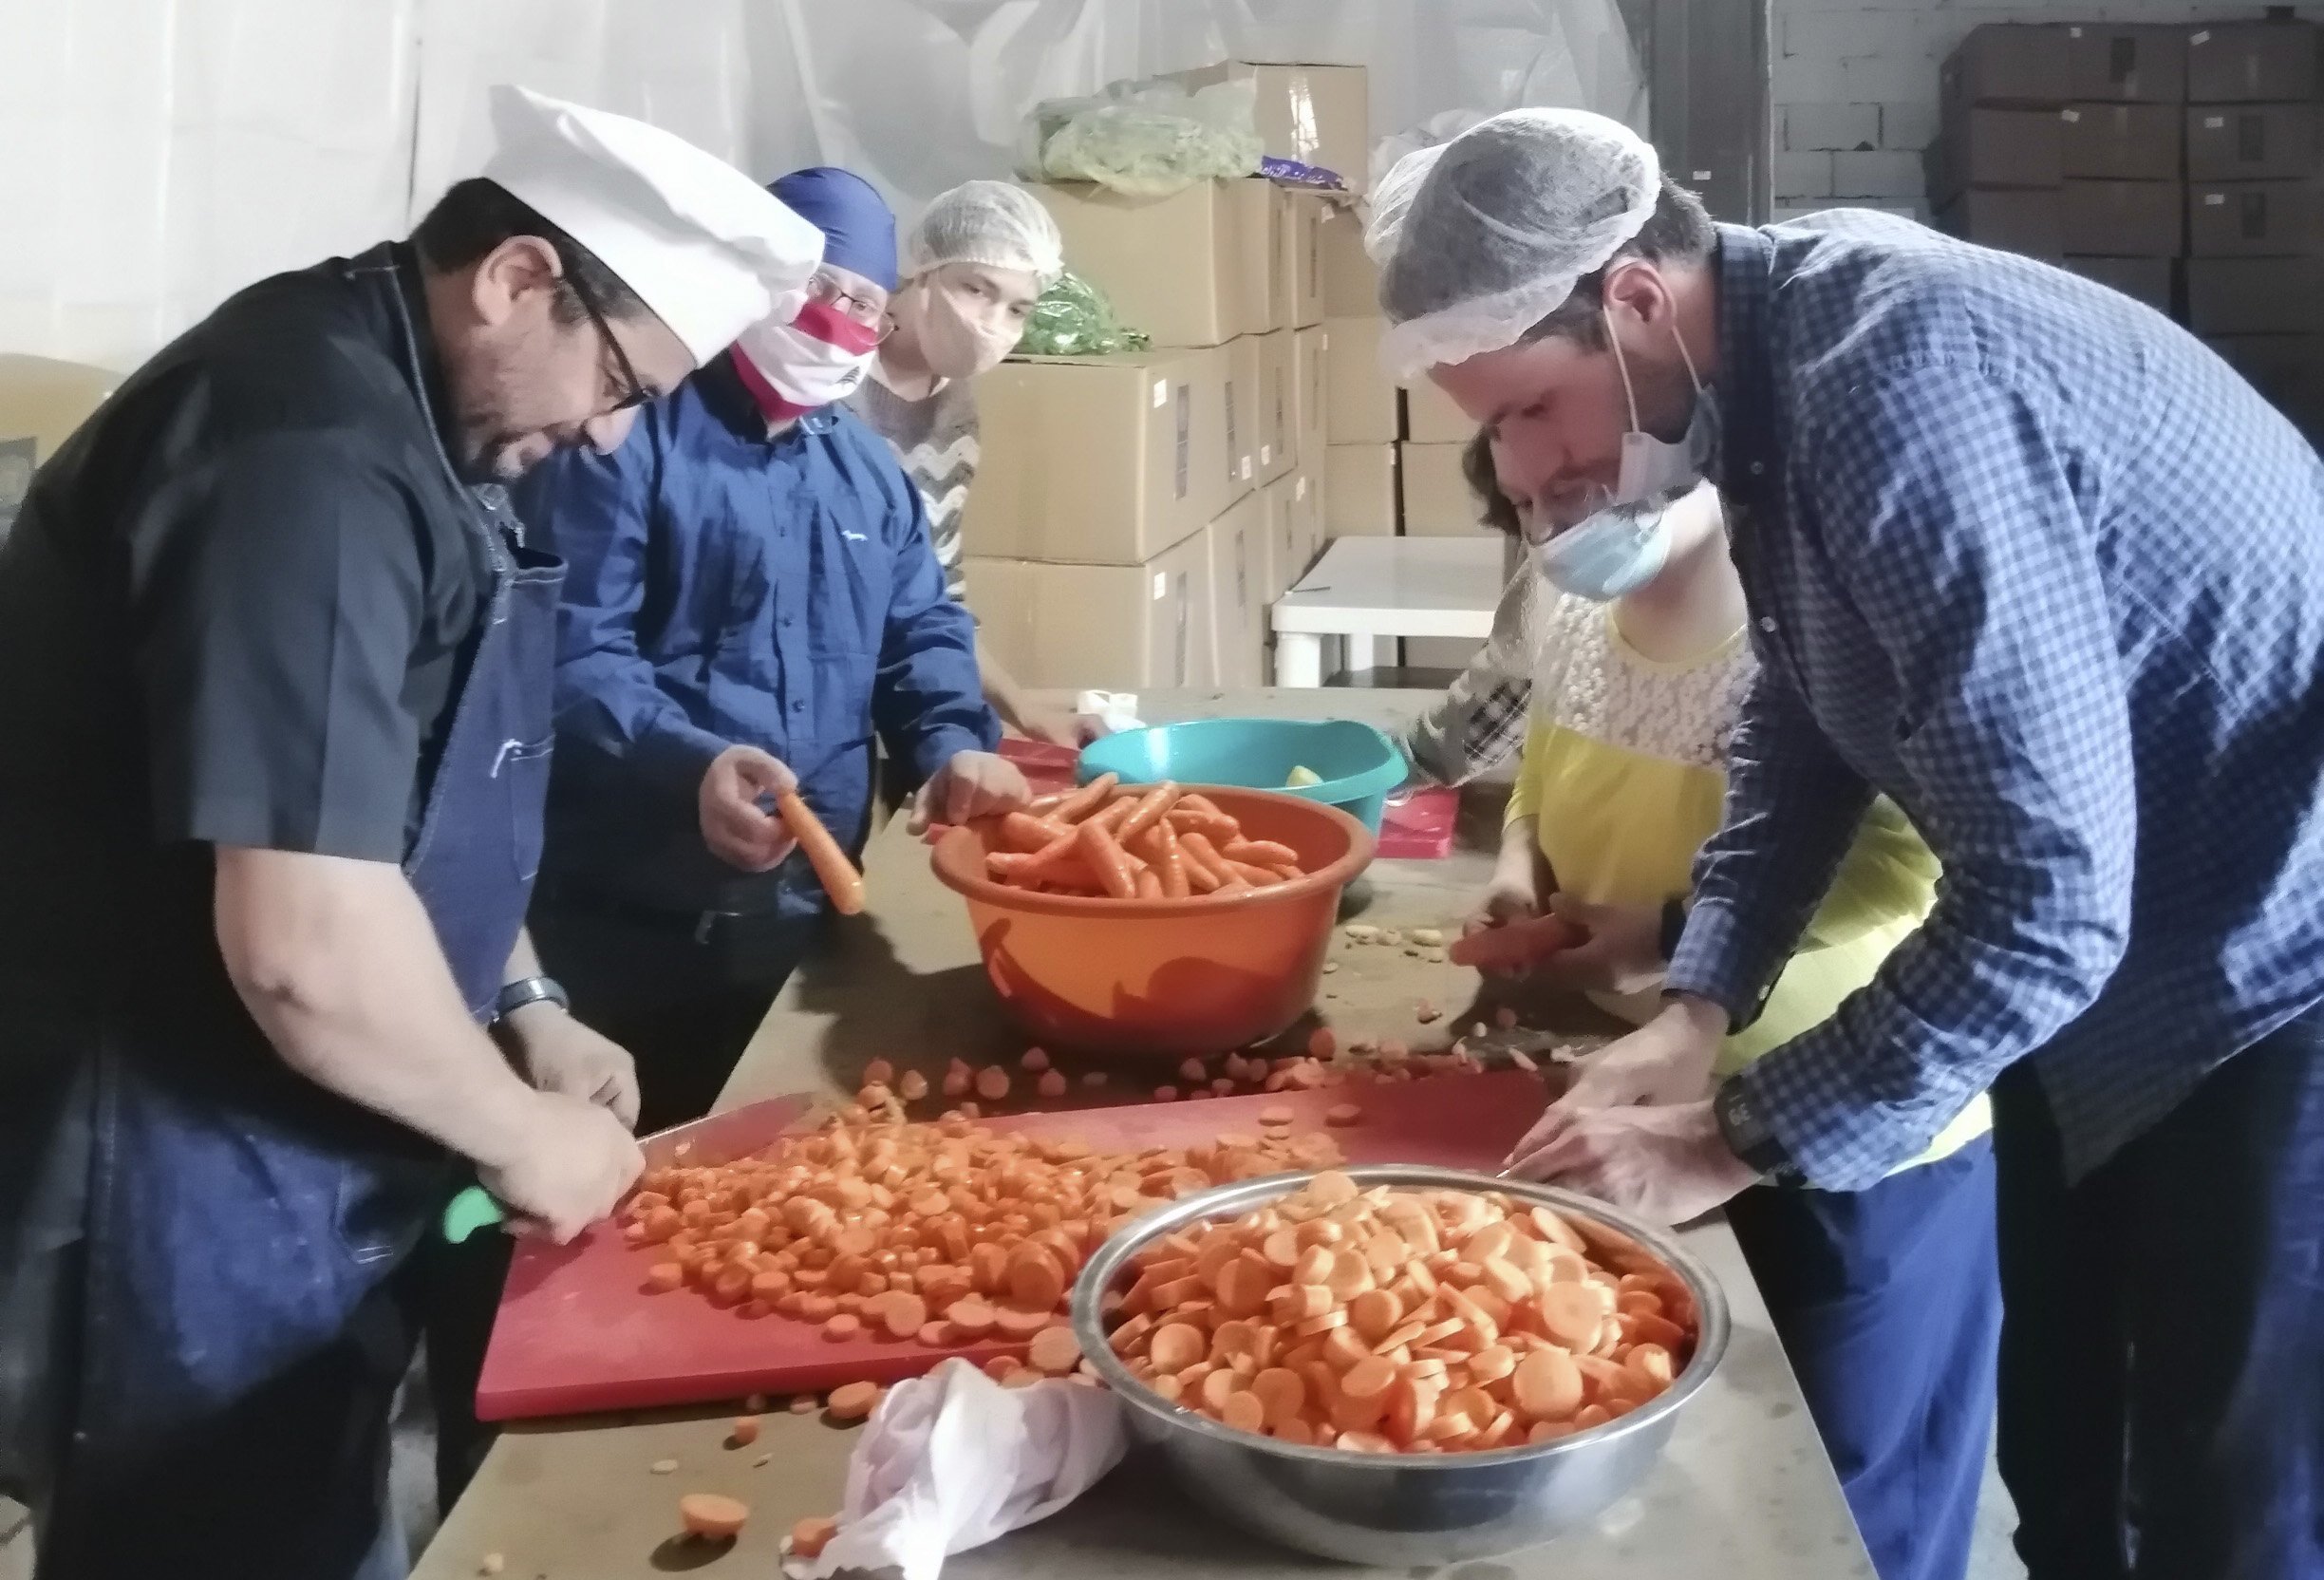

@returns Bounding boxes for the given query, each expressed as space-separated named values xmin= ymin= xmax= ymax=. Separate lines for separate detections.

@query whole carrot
xmin=1446 ymin=913 xmax=1585 ymax=970
xmin=1077 ymin=818 xmax=1140 ymax=899
xmin=1221 ymin=837 xmax=1298 ymax=868
xmin=775 ymin=792 xmax=865 ymax=914
xmin=1116 ymin=781 xmax=1182 ymax=843
xmin=1001 ymin=811 xmax=1068 ymax=852
xmin=1155 ymin=819 xmax=1192 ymax=898
xmin=1176 ymin=831 xmax=1238 ymax=892
xmin=1049 ymin=772 xmax=1117 ymax=825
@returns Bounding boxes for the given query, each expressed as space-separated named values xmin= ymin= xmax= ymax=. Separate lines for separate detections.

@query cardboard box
xmin=1318 ymin=203 xmax=1378 ymax=317
xmin=2064 ymin=255 xmax=2177 ymax=315
xmin=2187 ymin=258 xmax=2324 ymax=334
xmin=2190 ymin=181 xmax=2324 ymax=257
xmin=1282 ymin=192 xmax=1327 ymax=328
xmin=1939 ymin=189 xmax=2065 ymax=261
xmin=0 ymin=355 xmax=117 ymax=541
xmin=966 ymin=349 xmax=1218 ymax=565
xmin=964 ymin=535 xmax=1214 ymax=690
xmin=2060 ymin=103 xmax=2183 ymax=182
xmin=1398 ymin=442 xmax=1489 ymax=537
xmin=1940 ymin=26 xmax=2072 ymax=110
xmin=1282 ymin=467 xmax=1325 ymax=586
xmin=2186 ymin=105 xmax=2322 ymax=182
xmin=2205 ymin=332 xmax=2324 ymax=441
xmin=1169 ymin=62 xmax=1371 ymax=189
xmin=1322 ymin=315 xmax=1400 ymax=443
xmin=1226 ymin=179 xmax=1285 ymax=338
xmin=1927 ymin=109 xmax=2064 ymax=204
xmin=1291 ymin=326 xmax=1330 ymax=460
xmin=1323 ymin=443 xmax=1398 ymax=538
xmin=1256 ymin=329 xmax=1295 ymax=482
xmin=1219 ymin=335 xmax=1264 ymax=508
xmin=2061 ymin=180 xmax=2183 ymax=257
xmin=1204 ymin=492 xmax=1270 ymax=688
xmin=2185 ymin=21 xmax=2321 ymax=104
xmin=1258 ymin=475 xmax=1293 ymax=602
xmin=2060 ymin=24 xmax=2187 ymax=103
xmin=1029 ymin=180 xmax=1242 ymax=348
xmin=1403 ymin=375 xmax=1475 ymax=444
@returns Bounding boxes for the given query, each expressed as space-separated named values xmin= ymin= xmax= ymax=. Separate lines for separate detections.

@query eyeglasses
xmin=566 ymin=273 xmax=654 ymax=414
xmin=807 ymin=272 xmax=894 ymax=342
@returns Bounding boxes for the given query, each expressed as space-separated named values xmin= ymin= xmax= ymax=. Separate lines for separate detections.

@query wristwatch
xmin=491 ymin=974 xmax=570 ymax=1025
xmin=1714 ymin=1080 xmax=1797 ymax=1184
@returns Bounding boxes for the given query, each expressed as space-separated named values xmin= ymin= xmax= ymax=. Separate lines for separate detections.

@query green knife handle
xmin=441 ymin=1185 xmax=508 ymax=1243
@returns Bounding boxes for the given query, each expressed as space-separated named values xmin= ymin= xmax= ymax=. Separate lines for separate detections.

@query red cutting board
xmin=474 ymin=1071 xmax=1545 ymax=1420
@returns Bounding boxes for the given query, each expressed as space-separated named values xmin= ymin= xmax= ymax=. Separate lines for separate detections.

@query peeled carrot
xmin=1078 ymin=819 xmax=1139 ymax=899
xmin=776 ymin=791 xmax=865 ymax=915
xmin=1224 ymin=859 xmax=1286 ymax=888
xmin=1176 ymin=831 xmax=1238 ymax=890
xmin=1221 ymin=838 xmax=1298 ymax=867
xmin=1165 ymin=806 xmax=1243 ymax=841
xmin=1446 ymin=914 xmax=1584 ymax=970
xmin=1115 ymin=781 xmax=1182 ymax=843
xmin=1134 ymin=867 xmax=1164 ymax=900
xmin=1049 ymin=773 xmax=1117 ymax=825
xmin=1001 ymin=811 xmax=1068 ymax=852
xmin=1154 ymin=820 xmax=1191 ymax=898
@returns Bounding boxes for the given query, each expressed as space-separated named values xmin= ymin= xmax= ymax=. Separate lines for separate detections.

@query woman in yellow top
xmin=1459 ymin=442 xmax=1996 ymax=1580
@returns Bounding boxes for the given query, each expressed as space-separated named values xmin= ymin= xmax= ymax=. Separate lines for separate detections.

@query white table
xmin=1270 ymin=536 xmax=1508 ymax=686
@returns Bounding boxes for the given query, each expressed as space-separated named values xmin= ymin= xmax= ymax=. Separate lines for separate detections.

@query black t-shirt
xmin=0 ymin=243 xmax=493 ymax=1010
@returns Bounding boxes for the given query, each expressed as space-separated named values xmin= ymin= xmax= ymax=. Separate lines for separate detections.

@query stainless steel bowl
xmin=1068 ymin=1165 xmax=1731 ymax=1566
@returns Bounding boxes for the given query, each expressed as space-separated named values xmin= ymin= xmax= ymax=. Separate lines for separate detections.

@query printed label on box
xmin=1153 ymin=572 xmax=1168 ymax=600
xmin=1152 ymin=378 xmax=1167 ymax=409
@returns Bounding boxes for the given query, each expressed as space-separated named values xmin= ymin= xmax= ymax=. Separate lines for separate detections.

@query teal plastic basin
xmin=1077 ymin=718 xmax=1409 ymax=833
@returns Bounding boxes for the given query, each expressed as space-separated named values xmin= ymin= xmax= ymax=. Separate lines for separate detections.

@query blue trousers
xmin=1726 ymin=1138 xmax=2001 ymax=1580
xmin=1991 ymin=1007 xmax=2324 ymax=1580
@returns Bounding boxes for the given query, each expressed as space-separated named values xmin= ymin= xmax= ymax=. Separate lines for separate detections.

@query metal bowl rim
xmin=1069 ymin=1163 xmax=1732 ymax=1471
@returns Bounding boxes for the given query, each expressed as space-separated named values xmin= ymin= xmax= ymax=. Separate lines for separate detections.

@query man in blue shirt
xmin=1373 ymin=111 xmax=2324 ymax=1579
xmin=515 ymin=168 xmax=1025 ymax=1135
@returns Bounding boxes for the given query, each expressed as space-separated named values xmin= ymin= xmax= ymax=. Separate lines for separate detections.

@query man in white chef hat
xmin=0 ymin=86 xmax=819 ymax=1580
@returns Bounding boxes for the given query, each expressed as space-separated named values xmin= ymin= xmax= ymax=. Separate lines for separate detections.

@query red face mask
xmin=730 ymin=298 xmax=882 ymax=423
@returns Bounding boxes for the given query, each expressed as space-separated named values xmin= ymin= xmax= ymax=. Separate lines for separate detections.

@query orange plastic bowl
xmin=930 ymin=786 xmax=1376 ymax=1058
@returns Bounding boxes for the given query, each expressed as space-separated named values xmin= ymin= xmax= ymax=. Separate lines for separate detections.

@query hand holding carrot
xmin=699 ymin=745 xmax=799 ymax=872
xmin=907 ymin=749 xmax=1033 ymax=836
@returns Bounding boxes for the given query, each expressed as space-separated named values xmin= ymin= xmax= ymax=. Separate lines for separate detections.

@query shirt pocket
xmin=494 ymin=733 xmax=555 ymax=883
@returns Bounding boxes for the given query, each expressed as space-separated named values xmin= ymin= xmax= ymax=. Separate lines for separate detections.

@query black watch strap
xmin=1715 ymin=1079 xmax=1795 ymax=1183
xmin=492 ymin=975 xmax=569 ymax=1024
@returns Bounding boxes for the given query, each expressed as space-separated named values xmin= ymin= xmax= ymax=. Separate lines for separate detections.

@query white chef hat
xmin=482 ymin=85 xmax=824 ymax=367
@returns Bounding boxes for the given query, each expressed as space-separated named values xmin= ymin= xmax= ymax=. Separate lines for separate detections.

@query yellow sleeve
xmin=1796 ymin=796 xmax=1940 ymax=950
xmin=1505 ymin=712 xmax=1553 ymax=825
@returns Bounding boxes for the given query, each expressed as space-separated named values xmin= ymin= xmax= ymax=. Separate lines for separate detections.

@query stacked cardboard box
xmin=2180 ymin=19 xmax=2323 ymax=442
xmin=964 ymin=63 xmax=1359 ymax=688
xmin=1932 ymin=23 xmax=2188 ymax=312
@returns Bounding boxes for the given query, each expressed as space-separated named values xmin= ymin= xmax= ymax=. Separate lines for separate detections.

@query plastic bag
xmin=1014 ymin=272 xmax=1150 ymax=357
xmin=1018 ymin=77 xmax=1263 ymax=198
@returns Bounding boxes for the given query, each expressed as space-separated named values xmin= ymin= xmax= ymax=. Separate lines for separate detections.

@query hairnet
xmin=769 ymin=166 xmax=898 ymax=292
xmin=1369 ymin=109 xmax=1661 ymax=381
xmin=903 ymin=181 xmax=1064 ymax=286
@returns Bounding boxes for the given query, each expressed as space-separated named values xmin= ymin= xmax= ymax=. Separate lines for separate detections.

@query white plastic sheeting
xmin=0 ymin=0 xmax=1639 ymax=367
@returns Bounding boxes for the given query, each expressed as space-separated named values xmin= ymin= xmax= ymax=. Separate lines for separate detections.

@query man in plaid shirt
xmin=1375 ymin=110 xmax=2324 ymax=1579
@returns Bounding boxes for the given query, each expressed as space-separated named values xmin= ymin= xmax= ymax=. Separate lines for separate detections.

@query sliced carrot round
xmin=1028 ymin=1325 xmax=1083 ymax=1375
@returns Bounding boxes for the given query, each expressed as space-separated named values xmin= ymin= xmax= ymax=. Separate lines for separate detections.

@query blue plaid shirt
xmin=1669 ymin=215 xmax=2324 ymax=1189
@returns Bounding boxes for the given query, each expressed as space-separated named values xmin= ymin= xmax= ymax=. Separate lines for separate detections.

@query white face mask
xmin=730 ymin=298 xmax=883 ymax=423
xmin=895 ymin=272 xmax=1027 ymax=381
xmin=1535 ymin=310 xmax=1716 ymax=603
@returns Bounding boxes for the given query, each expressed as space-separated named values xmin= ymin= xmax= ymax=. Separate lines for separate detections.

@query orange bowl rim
xmin=929 ymin=784 xmax=1377 ymax=917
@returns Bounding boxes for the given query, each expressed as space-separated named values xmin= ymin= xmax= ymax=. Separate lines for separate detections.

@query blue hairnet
xmin=768 ymin=167 xmax=898 ymax=292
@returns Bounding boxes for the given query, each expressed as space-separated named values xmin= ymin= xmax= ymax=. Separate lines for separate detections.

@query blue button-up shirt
xmin=1668 ymin=215 xmax=2324 ymax=1189
xmin=514 ymin=358 xmax=997 ymax=919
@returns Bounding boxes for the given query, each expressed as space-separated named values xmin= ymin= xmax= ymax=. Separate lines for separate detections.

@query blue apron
xmin=31 ymin=254 xmax=564 ymax=1580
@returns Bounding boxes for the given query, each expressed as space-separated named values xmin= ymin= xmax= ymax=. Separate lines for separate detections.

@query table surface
xmin=1273 ymin=538 xmax=1507 ymax=638
xmin=416 ymin=689 xmax=1871 ymax=1580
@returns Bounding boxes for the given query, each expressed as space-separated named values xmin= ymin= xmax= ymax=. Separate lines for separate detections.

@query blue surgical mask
xmin=1536 ymin=310 xmax=1715 ymax=603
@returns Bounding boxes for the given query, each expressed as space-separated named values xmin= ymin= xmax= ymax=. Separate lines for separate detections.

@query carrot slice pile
xmin=620 ymin=1114 xmax=1346 ymax=1363
xmin=981 ymin=781 xmax=1311 ymax=898
xmin=1103 ymin=1174 xmax=1697 ymax=1453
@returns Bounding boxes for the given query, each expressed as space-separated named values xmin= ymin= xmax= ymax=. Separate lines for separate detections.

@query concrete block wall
xmin=1772 ymin=1 xmax=2324 ymax=216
